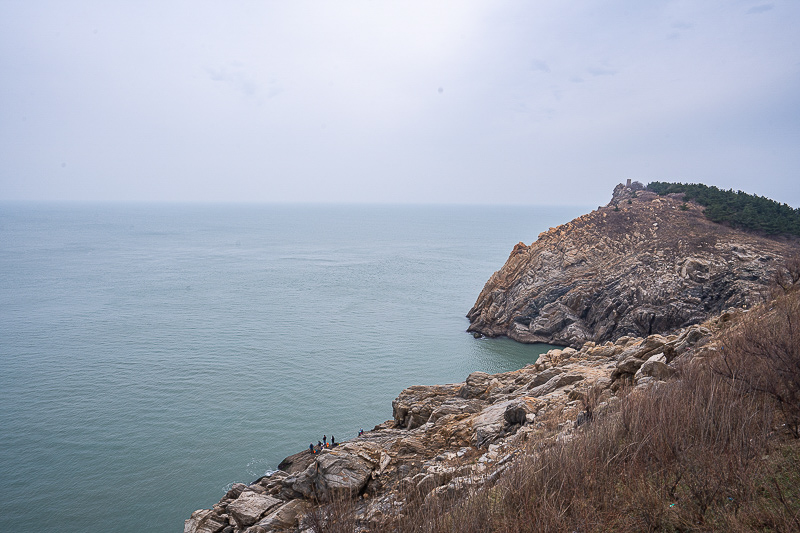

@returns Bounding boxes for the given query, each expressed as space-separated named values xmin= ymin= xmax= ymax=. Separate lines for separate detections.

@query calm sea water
xmin=0 ymin=203 xmax=586 ymax=532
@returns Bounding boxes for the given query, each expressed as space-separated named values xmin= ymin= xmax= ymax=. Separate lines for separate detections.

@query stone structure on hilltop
xmin=467 ymin=182 xmax=798 ymax=347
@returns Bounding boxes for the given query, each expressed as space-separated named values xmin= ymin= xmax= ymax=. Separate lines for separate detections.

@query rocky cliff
xmin=185 ymin=184 xmax=800 ymax=532
xmin=467 ymin=182 xmax=799 ymax=347
xmin=185 ymin=318 xmax=728 ymax=533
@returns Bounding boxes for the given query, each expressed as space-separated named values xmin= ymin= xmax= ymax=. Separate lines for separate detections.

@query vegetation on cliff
xmin=646 ymin=181 xmax=800 ymax=237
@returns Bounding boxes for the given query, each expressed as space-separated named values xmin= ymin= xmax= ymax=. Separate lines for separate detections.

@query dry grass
xmin=307 ymin=280 xmax=800 ymax=532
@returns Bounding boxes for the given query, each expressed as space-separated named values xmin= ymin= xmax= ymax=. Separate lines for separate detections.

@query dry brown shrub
xmin=325 ymin=284 xmax=800 ymax=532
xmin=383 ymin=354 xmax=776 ymax=532
xmin=305 ymin=494 xmax=358 ymax=533
xmin=772 ymin=253 xmax=800 ymax=294
xmin=714 ymin=289 xmax=800 ymax=437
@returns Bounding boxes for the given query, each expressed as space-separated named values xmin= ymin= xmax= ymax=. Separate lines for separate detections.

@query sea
xmin=0 ymin=203 xmax=587 ymax=532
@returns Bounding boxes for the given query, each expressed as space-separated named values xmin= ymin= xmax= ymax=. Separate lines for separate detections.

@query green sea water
xmin=0 ymin=203 xmax=586 ymax=532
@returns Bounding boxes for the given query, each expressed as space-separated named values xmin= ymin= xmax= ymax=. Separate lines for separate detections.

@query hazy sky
xmin=2 ymin=1 xmax=799 ymax=205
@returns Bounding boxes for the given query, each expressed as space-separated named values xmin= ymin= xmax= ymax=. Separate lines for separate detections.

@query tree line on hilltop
xmin=646 ymin=181 xmax=800 ymax=237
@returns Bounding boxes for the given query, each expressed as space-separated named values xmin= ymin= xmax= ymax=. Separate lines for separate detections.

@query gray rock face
xmin=636 ymin=359 xmax=677 ymax=381
xmin=616 ymin=356 xmax=645 ymax=374
xmin=459 ymin=371 xmax=492 ymax=399
xmin=250 ymin=499 xmax=310 ymax=531
xmin=184 ymin=508 xmax=228 ymax=533
xmin=186 ymin=317 xmax=723 ymax=532
xmin=392 ymin=383 xmax=462 ymax=429
xmin=467 ymin=184 xmax=798 ymax=347
xmin=288 ymin=447 xmax=374 ymax=502
xmin=227 ymin=492 xmax=282 ymax=529
xmin=529 ymin=372 xmax=584 ymax=397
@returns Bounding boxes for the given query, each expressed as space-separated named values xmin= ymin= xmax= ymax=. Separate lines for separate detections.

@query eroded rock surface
xmin=466 ymin=183 xmax=798 ymax=347
xmin=185 ymin=319 xmax=722 ymax=533
xmin=185 ymin=184 xmax=798 ymax=532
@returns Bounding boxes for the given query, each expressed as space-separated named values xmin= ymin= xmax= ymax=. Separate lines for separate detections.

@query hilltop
xmin=647 ymin=181 xmax=800 ymax=237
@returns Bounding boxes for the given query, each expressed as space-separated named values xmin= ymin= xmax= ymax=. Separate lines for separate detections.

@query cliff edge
xmin=467 ymin=182 xmax=798 ymax=347
xmin=185 ymin=316 xmax=731 ymax=532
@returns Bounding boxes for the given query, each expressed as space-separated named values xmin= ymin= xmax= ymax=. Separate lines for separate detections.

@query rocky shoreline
xmin=185 ymin=183 xmax=799 ymax=532
xmin=185 ymin=317 xmax=729 ymax=533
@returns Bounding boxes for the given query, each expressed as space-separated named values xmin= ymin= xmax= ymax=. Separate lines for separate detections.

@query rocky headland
xmin=185 ymin=184 xmax=800 ymax=533
xmin=467 ymin=182 xmax=797 ymax=347
xmin=185 ymin=320 xmax=732 ymax=533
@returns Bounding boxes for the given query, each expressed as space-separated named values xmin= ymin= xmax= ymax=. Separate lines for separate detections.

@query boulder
xmin=636 ymin=360 xmax=677 ymax=381
xmin=278 ymin=450 xmax=316 ymax=475
xmin=526 ymin=367 xmax=563 ymax=389
xmin=184 ymin=509 xmax=228 ymax=533
xmin=459 ymin=371 xmax=492 ymax=399
xmin=428 ymin=398 xmax=484 ymax=424
xmin=503 ymin=404 xmax=529 ymax=426
xmin=227 ymin=492 xmax=282 ymax=529
xmin=469 ymin=398 xmax=539 ymax=446
xmin=635 ymin=335 xmax=668 ymax=359
xmin=250 ymin=499 xmax=311 ymax=531
xmin=616 ymin=356 xmax=644 ymax=374
xmin=529 ymin=373 xmax=584 ymax=397
xmin=222 ymin=483 xmax=246 ymax=502
xmin=292 ymin=450 xmax=374 ymax=502
xmin=392 ymin=384 xmax=461 ymax=429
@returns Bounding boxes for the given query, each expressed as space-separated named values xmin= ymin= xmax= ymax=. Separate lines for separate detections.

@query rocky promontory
xmin=185 ymin=184 xmax=800 ymax=532
xmin=185 ymin=318 xmax=729 ymax=532
xmin=467 ymin=182 xmax=798 ymax=347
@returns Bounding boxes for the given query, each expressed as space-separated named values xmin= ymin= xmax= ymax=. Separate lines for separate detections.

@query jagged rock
xmin=227 ymin=492 xmax=283 ymax=529
xmin=278 ymin=450 xmax=316 ymax=475
xmin=428 ymin=398 xmax=484 ymax=424
xmin=526 ymin=367 xmax=563 ymax=388
xmin=636 ymin=359 xmax=677 ymax=381
xmin=425 ymin=475 xmax=479 ymax=504
xmin=459 ymin=371 xmax=492 ymax=399
xmin=467 ymin=184 xmax=797 ymax=347
xmin=503 ymin=404 xmax=529 ymax=426
xmin=469 ymin=397 xmax=540 ymax=446
xmin=184 ymin=508 xmax=228 ymax=533
xmin=222 ymin=483 xmax=246 ymax=502
xmin=392 ymin=383 xmax=461 ymax=429
xmin=529 ymin=372 xmax=584 ymax=397
xmin=250 ymin=499 xmax=311 ymax=531
xmin=635 ymin=335 xmax=668 ymax=359
xmin=415 ymin=472 xmax=452 ymax=496
xmin=291 ymin=449 xmax=374 ymax=502
xmin=616 ymin=356 xmax=645 ymax=374
xmin=188 ymin=303 xmax=753 ymax=532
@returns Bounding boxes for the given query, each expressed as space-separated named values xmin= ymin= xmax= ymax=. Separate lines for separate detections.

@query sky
xmin=1 ymin=0 xmax=799 ymax=206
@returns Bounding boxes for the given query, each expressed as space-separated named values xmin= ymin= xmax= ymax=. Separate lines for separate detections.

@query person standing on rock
xmin=323 ymin=435 xmax=327 ymax=447
xmin=309 ymin=443 xmax=315 ymax=454
xmin=331 ymin=435 xmax=335 ymax=447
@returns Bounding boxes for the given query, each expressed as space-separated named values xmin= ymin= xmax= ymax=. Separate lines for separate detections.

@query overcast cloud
xmin=1 ymin=0 xmax=799 ymax=205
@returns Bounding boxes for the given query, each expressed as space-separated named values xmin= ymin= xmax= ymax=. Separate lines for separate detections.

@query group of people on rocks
xmin=308 ymin=429 xmax=365 ymax=454
xmin=309 ymin=434 xmax=335 ymax=454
